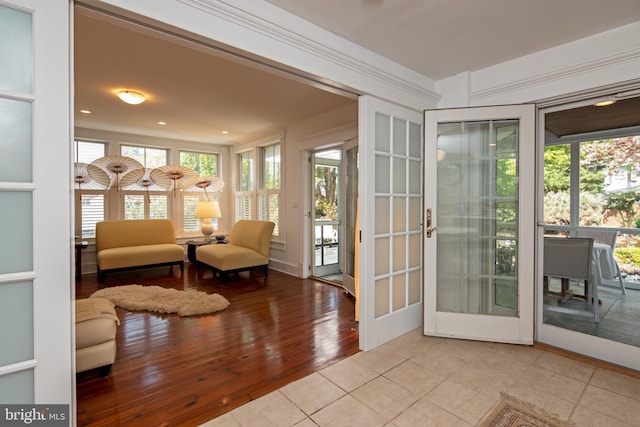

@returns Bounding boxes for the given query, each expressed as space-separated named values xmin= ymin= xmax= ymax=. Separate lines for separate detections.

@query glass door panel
xmin=424 ymin=105 xmax=535 ymax=344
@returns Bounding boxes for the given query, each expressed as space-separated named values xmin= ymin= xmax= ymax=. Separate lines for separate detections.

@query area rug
xmin=91 ymin=285 xmax=229 ymax=316
xmin=479 ymin=393 xmax=576 ymax=427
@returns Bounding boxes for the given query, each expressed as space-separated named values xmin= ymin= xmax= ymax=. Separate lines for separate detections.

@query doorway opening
xmin=312 ymin=149 xmax=342 ymax=283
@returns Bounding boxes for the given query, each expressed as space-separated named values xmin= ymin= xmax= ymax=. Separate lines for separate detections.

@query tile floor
xmin=200 ymin=328 xmax=640 ymax=426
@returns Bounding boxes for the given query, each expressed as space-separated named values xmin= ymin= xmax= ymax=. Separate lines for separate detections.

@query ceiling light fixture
xmin=80 ymin=110 xmax=92 ymax=114
xmin=117 ymin=90 xmax=146 ymax=105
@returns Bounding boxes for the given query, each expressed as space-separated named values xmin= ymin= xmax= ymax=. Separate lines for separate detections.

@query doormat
xmin=91 ymin=284 xmax=229 ymax=316
xmin=479 ymin=393 xmax=576 ymax=427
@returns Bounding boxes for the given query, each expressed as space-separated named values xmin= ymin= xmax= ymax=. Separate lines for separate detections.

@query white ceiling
xmin=267 ymin=0 xmax=640 ymax=80
xmin=74 ymin=1 xmax=640 ymax=145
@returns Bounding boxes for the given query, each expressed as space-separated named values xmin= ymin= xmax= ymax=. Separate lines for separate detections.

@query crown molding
xmin=178 ymin=0 xmax=441 ymax=107
xmin=470 ymin=48 xmax=640 ymax=103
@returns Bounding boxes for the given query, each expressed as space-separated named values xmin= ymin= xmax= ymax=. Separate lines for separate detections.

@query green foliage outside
xmin=315 ymin=165 xmax=338 ymax=219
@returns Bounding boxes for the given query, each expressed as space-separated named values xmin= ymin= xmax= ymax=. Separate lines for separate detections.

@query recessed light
xmin=80 ymin=109 xmax=91 ymax=114
xmin=595 ymin=100 xmax=615 ymax=107
xmin=221 ymin=130 xmax=229 ymax=134
xmin=158 ymin=121 xmax=167 ymax=125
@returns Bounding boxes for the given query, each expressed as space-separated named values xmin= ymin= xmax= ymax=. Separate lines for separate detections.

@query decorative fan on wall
xmin=120 ymin=168 xmax=172 ymax=202
xmin=90 ymin=155 xmax=144 ymax=190
xmin=74 ymin=162 xmax=110 ymax=193
xmin=155 ymin=165 xmax=198 ymax=195
xmin=184 ymin=176 xmax=225 ymax=200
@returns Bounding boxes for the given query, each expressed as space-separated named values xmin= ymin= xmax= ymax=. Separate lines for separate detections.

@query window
xmin=123 ymin=194 xmax=168 ymax=220
xmin=121 ymin=145 xmax=167 ymax=168
xmin=235 ymin=151 xmax=254 ymax=221
xmin=259 ymin=144 xmax=280 ymax=236
xmin=180 ymin=151 xmax=219 ymax=176
xmin=120 ymin=145 xmax=169 ymax=220
xmin=80 ymin=193 xmax=104 ymax=238
xmin=75 ymin=140 xmax=105 ymax=163
xmin=180 ymin=151 xmax=221 ymax=235
xmin=233 ymin=143 xmax=281 ymax=238
xmin=544 ymin=136 xmax=640 ymax=230
xmin=75 ymin=140 xmax=106 ymax=238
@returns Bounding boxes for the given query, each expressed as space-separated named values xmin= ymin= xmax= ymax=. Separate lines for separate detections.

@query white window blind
xmin=80 ymin=193 xmax=104 ymax=238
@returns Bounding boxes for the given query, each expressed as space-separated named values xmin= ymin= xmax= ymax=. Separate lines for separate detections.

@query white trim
xmin=0 ymin=271 xmax=37 ymax=284
xmin=0 ymin=359 xmax=38 ymax=377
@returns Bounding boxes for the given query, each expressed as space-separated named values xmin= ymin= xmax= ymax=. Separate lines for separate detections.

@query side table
xmin=187 ymin=240 xmax=210 ymax=263
xmin=75 ymin=240 xmax=88 ymax=281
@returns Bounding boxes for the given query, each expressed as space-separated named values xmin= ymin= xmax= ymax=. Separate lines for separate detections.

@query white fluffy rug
xmin=91 ymin=285 xmax=229 ymax=316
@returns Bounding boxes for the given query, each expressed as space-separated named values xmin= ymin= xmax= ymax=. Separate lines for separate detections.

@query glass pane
xmin=75 ymin=140 xmax=105 ymax=163
xmin=393 ymin=118 xmax=406 ymax=155
xmin=0 ymin=5 xmax=32 ymax=93
xmin=0 ymin=281 xmax=33 ymax=365
xmin=409 ymin=122 xmax=421 ymax=158
xmin=543 ymin=144 xmax=570 ymax=225
xmin=375 ymin=237 xmax=389 ymax=276
xmin=375 ymin=155 xmax=390 ymax=193
xmin=408 ymin=270 xmax=421 ymax=305
xmin=409 ymin=159 xmax=421 ymax=194
xmin=0 ymin=192 xmax=32 ymax=274
xmin=150 ymin=195 xmax=168 ymax=219
xmin=408 ymin=197 xmax=421 ymax=231
xmin=375 ymin=278 xmax=390 ymax=318
xmin=0 ymin=369 xmax=34 ymax=404
xmin=375 ymin=197 xmax=389 ymax=234
xmin=393 ymin=197 xmax=405 ymax=232
xmin=392 ymin=274 xmax=406 ymax=311
xmin=393 ymin=235 xmax=406 ymax=271
xmin=124 ymin=195 xmax=144 ymax=219
xmin=375 ymin=113 xmax=390 ymax=152
xmin=436 ymin=119 xmax=519 ymax=316
xmin=393 ymin=157 xmax=406 ymax=194
xmin=580 ymin=138 xmax=640 ymax=228
xmin=0 ymin=98 xmax=32 ymax=182
xmin=81 ymin=193 xmax=104 ymax=238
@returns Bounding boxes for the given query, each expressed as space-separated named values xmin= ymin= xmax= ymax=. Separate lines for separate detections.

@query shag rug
xmin=480 ymin=393 xmax=576 ymax=427
xmin=91 ymin=285 xmax=229 ymax=316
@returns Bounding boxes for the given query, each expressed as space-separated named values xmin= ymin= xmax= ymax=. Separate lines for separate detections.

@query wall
xmin=437 ymin=22 xmax=640 ymax=108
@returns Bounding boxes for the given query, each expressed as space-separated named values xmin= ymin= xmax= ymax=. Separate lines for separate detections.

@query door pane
xmin=0 ymin=281 xmax=33 ymax=365
xmin=0 ymin=5 xmax=32 ymax=93
xmin=0 ymin=98 xmax=32 ymax=182
xmin=436 ymin=120 xmax=519 ymax=316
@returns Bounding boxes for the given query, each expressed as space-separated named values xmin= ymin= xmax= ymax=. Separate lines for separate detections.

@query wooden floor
xmin=75 ymin=263 xmax=360 ymax=426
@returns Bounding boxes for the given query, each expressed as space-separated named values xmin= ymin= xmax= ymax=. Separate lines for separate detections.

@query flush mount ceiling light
xmin=116 ymin=90 xmax=146 ymax=105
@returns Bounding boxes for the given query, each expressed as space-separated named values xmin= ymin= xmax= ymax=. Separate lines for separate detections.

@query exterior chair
xmin=574 ymin=228 xmax=626 ymax=294
xmin=544 ymin=237 xmax=599 ymax=322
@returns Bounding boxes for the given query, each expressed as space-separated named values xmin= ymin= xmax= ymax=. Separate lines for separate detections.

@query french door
xmin=359 ymin=96 xmax=423 ymax=350
xmin=0 ymin=0 xmax=72 ymax=406
xmin=424 ymin=105 xmax=535 ymax=344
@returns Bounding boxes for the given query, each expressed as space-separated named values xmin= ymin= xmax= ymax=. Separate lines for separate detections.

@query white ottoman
xmin=75 ymin=298 xmax=119 ymax=375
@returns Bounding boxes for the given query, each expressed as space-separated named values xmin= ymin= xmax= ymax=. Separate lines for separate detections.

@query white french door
xmin=341 ymin=137 xmax=358 ymax=299
xmin=424 ymin=105 xmax=535 ymax=344
xmin=0 ymin=0 xmax=72 ymax=406
xmin=359 ymin=96 xmax=423 ymax=350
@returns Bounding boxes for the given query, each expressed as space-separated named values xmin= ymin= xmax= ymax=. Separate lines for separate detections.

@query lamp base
xmin=201 ymin=222 xmax=214 ymax=243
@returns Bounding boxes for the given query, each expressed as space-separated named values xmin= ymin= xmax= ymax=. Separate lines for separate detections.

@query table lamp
xmin=194 ymin=199 xmax=221 ymax=243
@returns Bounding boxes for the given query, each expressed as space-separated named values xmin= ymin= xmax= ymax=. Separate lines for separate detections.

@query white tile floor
xmin=200 ymin=328 xmax=640 ymax=426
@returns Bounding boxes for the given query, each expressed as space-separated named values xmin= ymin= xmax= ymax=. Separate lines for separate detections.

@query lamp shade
xmin=194 ymin=200 xmax=221 ymax=219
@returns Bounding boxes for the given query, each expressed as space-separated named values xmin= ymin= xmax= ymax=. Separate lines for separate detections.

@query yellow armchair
xmin=195 ymin=220 xmax=275 ymax=282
